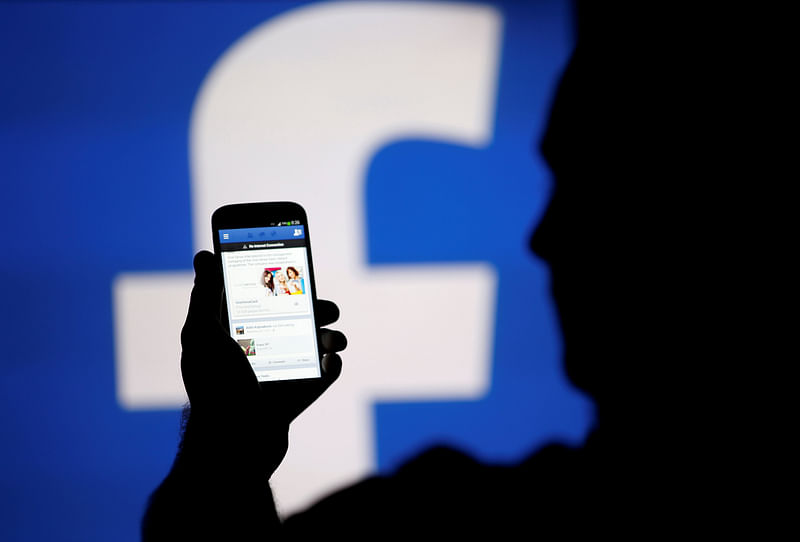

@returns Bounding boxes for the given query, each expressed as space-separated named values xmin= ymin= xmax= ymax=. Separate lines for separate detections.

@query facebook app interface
xmin=219 ymin=225 xmax=321 ymax=382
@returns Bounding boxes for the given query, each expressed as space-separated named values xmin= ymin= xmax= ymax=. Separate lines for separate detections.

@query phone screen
xmin=217 ymin=223 xmax=321 ymax=382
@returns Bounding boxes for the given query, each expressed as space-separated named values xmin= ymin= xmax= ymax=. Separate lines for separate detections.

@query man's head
xmin=530 ymin=7 xmax=659 ymax=418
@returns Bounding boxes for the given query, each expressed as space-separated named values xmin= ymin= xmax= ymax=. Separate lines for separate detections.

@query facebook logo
xmin=0 ymin=1 xmax=592 ymax=539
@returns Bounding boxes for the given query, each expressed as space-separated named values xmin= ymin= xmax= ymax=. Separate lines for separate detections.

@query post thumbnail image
xmin=237 ymin=338 xmax=256 ymax=356
xmin=260 ymin=266 xmax=305 ymax=296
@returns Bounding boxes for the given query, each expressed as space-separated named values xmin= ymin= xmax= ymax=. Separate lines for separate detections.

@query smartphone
xmin=212 ymin=202 xmax=322 ymax=383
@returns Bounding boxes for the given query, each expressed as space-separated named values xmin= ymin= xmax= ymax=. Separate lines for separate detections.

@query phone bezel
xmin=211 ymin=201 xmax=323 ymax=383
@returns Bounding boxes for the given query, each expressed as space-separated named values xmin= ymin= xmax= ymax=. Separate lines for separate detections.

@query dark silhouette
xmin=143 ymin=3 xmax=685 ymax=539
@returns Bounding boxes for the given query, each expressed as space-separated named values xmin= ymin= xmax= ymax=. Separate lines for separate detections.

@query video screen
xmin=219 ymin=225 xmax=321 ymax=382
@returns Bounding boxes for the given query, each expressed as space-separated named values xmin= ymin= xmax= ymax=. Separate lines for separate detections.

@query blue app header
xmin=219 ymin=225 xmax=305 ymax=243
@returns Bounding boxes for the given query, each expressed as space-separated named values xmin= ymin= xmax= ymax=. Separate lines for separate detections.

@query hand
xmin=178 ymin=250 xmax=346 ymax=476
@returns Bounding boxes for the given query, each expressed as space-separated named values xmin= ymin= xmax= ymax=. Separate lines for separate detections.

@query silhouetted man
xmin=143 ymin=4 xmax=679 ymax=539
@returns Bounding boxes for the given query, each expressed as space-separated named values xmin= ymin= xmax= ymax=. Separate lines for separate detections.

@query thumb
xmin=181 ymin=250 xmax=259 ymax=410
xmin=183 ymin=250 xmax=222 ymax=333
